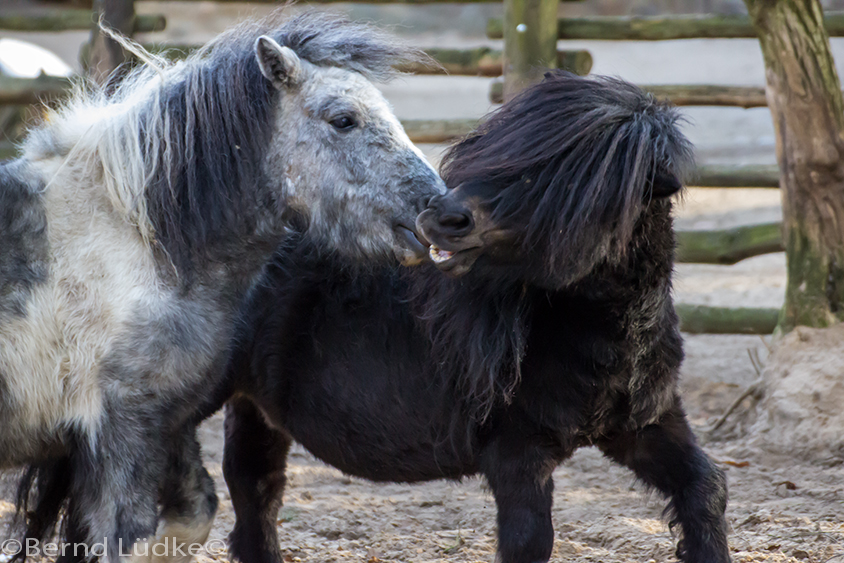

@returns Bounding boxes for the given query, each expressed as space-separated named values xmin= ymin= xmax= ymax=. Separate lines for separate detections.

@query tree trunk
xmin=85 ymin=0 xmax=135 ymax=86
xmin=745 ymin=0 xmax=844 ymax=332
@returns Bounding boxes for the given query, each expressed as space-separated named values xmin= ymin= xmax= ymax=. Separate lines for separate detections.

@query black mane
xmin=143 ymin=37 xmax=276 ymax=275
xmin=407 ymin=265 xmax=530 ymax=424
xmin=441 ymin=71 xmax=694 ymax=285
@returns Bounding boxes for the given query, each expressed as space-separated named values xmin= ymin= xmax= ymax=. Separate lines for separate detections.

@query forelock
xmin=205 ymin=9 xmax=428 ymax=82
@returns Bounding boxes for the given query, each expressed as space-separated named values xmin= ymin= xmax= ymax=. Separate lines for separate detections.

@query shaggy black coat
xmin=222 ymin=73 xmax=731 ymax=563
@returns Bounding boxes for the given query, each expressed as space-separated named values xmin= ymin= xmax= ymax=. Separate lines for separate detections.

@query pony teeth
xmin=429 ymin=246 xmax=454 ymax=263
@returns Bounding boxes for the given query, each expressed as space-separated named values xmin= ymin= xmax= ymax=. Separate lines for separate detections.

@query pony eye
xmin=329 ymin=115 xmax=357 ymax=131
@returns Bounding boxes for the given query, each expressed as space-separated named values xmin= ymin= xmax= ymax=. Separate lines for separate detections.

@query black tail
xmin=13 ymin=458 xmax=73 ymax=561
xmin=441 ymin=70 xmax=694 ymax=285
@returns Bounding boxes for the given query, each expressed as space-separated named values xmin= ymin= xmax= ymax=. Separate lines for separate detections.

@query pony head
xmin=253 ymin=13 xmax=442 ymax=266
xmin=417 ymin=71 xmax=692 ymax=286
xmin=27 ymin=11 xmax=441 ymax=275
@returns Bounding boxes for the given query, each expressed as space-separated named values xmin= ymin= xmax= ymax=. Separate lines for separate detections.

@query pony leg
xmin=480 ymin=429 xmax=564 ymax=563
xmin=129 ymin=428 xmax=218 ymax=563
xmin=69 ymin=407 xmax=166 ymax=563
xmin=223 ymin=397 xmax=291 ymax=563
xmin=597 ymin=400 xmax=730 ymax=563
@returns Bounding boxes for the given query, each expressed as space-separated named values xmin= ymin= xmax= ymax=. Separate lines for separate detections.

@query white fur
xmin=25 ymin=59 xmax=187 ymax=249
xmin=1 ymin=53 xmax=197 ymax=457
xmin=127 ymin=516 xmax=214 ymax=563
xmin=0 ymin=155 xmax=165 ymax=462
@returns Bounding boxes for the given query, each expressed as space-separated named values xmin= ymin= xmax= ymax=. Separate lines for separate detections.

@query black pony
xmin=221 ymin=71 xmax=730 ymax=563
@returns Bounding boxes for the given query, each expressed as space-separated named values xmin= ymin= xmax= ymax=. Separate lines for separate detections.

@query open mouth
xmin=429 ymin=245 xmax=454 ymax=264
xmin=415 ymin=210 xmax=483 ymax=275
xmin=426 ymin=243 xmax=482 ymax=276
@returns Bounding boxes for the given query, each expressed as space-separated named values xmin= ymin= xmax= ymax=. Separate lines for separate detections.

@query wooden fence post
xmin=86 ymin=0 xmax=136 ymax=86
xmin=502 ymin=0 xmax=559 ymax=101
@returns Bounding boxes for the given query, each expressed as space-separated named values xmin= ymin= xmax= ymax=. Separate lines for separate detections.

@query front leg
xmin=223 ymin=397 xmax=291 ymax=563
xmin=597 ymin=398 xmax=730 ymax=563
xmin=129 ymin=428 xmax=218 ymax=563
xmin=479 ymin=425 xmax=568 ymax=563
xmin=69 ymin=399 xmax=167 ymax=563
xmin=44 ymin=430 xmax=215 ymax=563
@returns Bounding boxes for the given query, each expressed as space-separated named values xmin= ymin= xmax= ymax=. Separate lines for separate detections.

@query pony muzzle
xmin=415 ymin=206 xmax=483 ymax=275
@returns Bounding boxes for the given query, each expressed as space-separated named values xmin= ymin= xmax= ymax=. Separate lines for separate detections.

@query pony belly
xmin=293 ymin=429 xmax=472 ymax=483
xmin=284 ymin=390 xmax=474 ymax=483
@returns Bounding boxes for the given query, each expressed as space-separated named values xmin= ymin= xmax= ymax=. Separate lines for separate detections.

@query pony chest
xmin=518 ymin=310 xmax=648 ymax=438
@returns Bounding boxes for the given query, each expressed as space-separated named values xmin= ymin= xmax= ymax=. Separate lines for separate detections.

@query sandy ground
xmin=2 ymin=6 xmax=844 ymax=562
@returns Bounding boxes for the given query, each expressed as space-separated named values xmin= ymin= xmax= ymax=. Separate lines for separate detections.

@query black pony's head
xmin=417 ymin=71 xmax=693 ymax=288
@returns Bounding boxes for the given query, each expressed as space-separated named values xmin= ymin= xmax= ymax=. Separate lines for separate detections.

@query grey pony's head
xmin=90 ymin=10 xmax=445 ymax=275
xmin=250 ymin=11 xmax=443 ymax=265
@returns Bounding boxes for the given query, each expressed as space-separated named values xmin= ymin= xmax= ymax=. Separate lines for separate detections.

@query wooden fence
xmin=0 ymin=0 xmax=788 ymax=334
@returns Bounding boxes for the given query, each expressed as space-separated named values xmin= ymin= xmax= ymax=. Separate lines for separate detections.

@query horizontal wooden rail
xmin=692 ymin=165 xmax=780 ymax=188
xmin=644 ymin=84 xmax=767 ymax=108
xmin=0 ymin=75 xmax=74 ymax=105
xmin=401 ymin=118 xmax=477 ymax=143
xmin=5 ymin=80 xmax=777 ymax=118
xmin=676 ymin=222 xmax=783 ymax=265
xmin=487 ymin=13 xmax=844 ymax=40
xmin=493 ymin=83 xmax=770 ymax=107
xmin=0 ymin=11 xmax=165 ymax=32
xmin=403 ymin=47 xmax=592 ymax=76
xmin=145 ymin=45 xmax=592 ymax=77
xmin=402 ymin=47 xmax=504 ymax=75
xmin=676 ymin=304 xmax=779 ymax=334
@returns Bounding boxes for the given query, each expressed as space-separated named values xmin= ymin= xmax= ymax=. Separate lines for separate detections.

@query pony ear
xmin=255 ymin=36 xmax=302 ymax=89
xmin=650 ymin=170 xmax=683 ymax=198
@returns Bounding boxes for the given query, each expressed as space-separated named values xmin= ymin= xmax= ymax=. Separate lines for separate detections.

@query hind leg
xmin=13 ymin=457 xmax=72 ymax=562
xmin=480 ymin=425 xmax=569 ymax=563
xmin=597 ymin=399 xmax=730 ymax=563
xmin=223 ymin=397 xmax=291 ymax=563
xmin=129 ymin=428 xmax=218 ymax=563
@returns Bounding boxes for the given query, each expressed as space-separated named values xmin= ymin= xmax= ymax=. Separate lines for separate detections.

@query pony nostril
xmin=437 ymin=211 xmax=473 ymax=234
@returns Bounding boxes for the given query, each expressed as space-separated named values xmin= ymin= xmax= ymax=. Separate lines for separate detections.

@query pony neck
xmin=24 ymin=49 xmax=281 ymax=286
xmin=408 ymin=265 xmax=531 ymax=421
